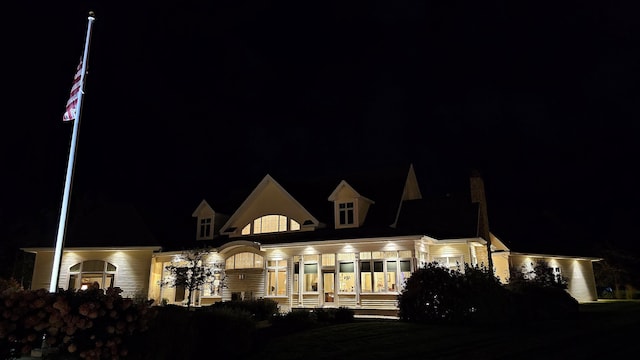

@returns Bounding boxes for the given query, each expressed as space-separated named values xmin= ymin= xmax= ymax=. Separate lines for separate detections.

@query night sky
xmin=3 ymin=1 xmax=639 ymax=273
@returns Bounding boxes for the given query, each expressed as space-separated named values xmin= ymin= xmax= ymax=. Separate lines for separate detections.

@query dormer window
xmin=199 ymin=218 xmax=212 ymax=238
xmin=240 ymin=214 xmax=301 ymax=235
xmin=338 ymin=202 xmax=355 ymax=226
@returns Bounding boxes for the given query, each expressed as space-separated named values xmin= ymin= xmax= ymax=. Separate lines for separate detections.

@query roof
xmin=17 ymin=162 xmax=485 ymax=252
xmin=160 ymin=162 xmax=482 ymax=251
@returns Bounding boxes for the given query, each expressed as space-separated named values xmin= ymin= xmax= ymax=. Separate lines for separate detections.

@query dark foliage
xmin=397 ymin=262 xmax=510 ymax=324
xmin=127 ymin=304 xmax=255 ymax=359
xmin=312 ymin=306 xmax=355 ymax=324
xmin=270 ymin=309 xmax=318 ymax=334
xmin=398 ymin=261 xmax=578 ymax=324
xmin=205 ymin=298 xmax=279 ymax=321
xmin=593 ymin=246 xmax=640 ymax=299
xmin=506 ymin=283 xmax=579 ymax=320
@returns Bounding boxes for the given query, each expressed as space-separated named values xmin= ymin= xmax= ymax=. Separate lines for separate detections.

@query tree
xmin=508 ymin=259 xmax=568 ymax=289
xmin=160 ymin=248 xmax=218 ymax=309
xmin=594 ymin=247 xmax=640 ymax=299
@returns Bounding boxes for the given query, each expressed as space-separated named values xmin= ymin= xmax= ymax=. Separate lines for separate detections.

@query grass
xmin=128 ymin=300 xmax=640 ymax=360
xmin=245 ymin=300 xmax=640 ymax=360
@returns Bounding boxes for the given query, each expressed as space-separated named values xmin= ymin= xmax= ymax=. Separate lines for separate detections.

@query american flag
xmin=63 ymin=59 xmax=83 ymax=122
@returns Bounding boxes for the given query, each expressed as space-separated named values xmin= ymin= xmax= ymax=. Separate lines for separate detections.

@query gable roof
xmin=219 ymin=174 xmax=321 ymax=234
xmin=327 ymin=180 xmax=375 ymax=203
xmin=191 ymin=199 xmax=213 ymax=217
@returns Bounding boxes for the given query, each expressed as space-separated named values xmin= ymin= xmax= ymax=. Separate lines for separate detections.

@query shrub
xmin=334 ymin=306 xmax=355 ymax=323
xmin=398 ymin=262 xmax=513 ymax=324
xmin=311 ymin=306 xmax=354 ymax=324
xmin=271 ymin=309 xmax=316 ymax=333
xmin=507 ymin=282 xmax=579 ymax=320
xmin=0 ymin=282 xmax=157 ymax=360
xmin=206 ymin=298 xmax=279 ymax=321
xmin=397 ymin=262 xmax=467 ymax=323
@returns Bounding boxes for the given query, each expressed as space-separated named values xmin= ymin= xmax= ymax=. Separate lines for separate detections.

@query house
xmin=23 ymin=163 xmax=601 ymax=315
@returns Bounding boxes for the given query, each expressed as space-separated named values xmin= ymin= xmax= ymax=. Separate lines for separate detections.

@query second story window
xmin=199 ymin=218 xmax=212 ymax=238
xmin=240 ymin=214 xmax=301 ymax=235
xmin=338 ymin=202 xmax=354 ymax=225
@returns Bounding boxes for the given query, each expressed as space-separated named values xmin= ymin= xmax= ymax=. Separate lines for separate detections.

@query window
xmin=399 ymin=260 xmax=411 ymax=290
xmin=552 ymin=266 xmax=562 ymax=283
xmin=418 ymin=251 xmax=429 ymax=268
xmin=359 ymin=252 xmax=413 ymax=293
xmin=337 ymin=253 xmax=355 ymax=293
xmin=290 ymin=219 xmax=300 ymax=231
xmin=199 ymin=218 xmax=212 ymax=238
xmin=240 ymin=214 xmax=301 ymax=235
xmin=304 ymin=264 xmax=318 ymax=292
xmin=267 ymin=260 xmax=287 ymax=296
xmin=322 ymin=254 xmax=335 ymax=267
xmin=339 ymin=262 xmax=355 ymax=292
xmin=293 ymin=258 xmax=299 ymax=293
xmin=338 ymin=202 xmax=354 ymax=225
xmin=360 ymin=261 xmax=385 ymax=292
xmin=225 ymin=252 xmax=264 ymax=269
xmin=432 ymin=256 xmax=464 ymax=271
xmin=68 ymin=260 xmax=116 ymax=290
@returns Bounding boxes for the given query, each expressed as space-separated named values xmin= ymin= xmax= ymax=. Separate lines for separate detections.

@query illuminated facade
xmin=24 ymin=164 xmax=601 ymax=315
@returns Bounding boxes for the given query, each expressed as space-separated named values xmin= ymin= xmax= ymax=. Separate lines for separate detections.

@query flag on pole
xmin=63 ymin=59 xmax=84 ymax=122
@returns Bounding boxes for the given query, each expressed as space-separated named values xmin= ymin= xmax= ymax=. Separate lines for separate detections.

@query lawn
xmin=127 ymin=300 xmax=640 ymax=360
xmin=245 ymin=300 xmax=640 ymax=360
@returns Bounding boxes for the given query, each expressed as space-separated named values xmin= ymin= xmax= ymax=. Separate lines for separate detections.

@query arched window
xmin=240 ymin=214 xmax=301 ymax=235
xmin=68 ymin=260 xmax=117 ymax=290
xmin=225 ymin=252 xmax=264 ymax=269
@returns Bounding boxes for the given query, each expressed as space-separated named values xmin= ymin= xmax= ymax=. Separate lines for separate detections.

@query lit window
xmin=360 ymin=261 xmax=384 ymax=293
xmin=338 ymin=262 xmax=355 ymax=292
xmin=293 ymin=259 xmax=299 ymax=293
xmin=322 ymin=254 xmax=335 ymax=267
xmin=225 ymin=252 xmax=264 ymax=269
xmin=267 ymin=260 xmax=288 ymax=296
xmin=290 ymin=219 xmax=300 ymax=231
xmin=432 ymin=256 xmax=464 ymax=271
xmin=358 ymin=252 xmax=413 ymax=293
xmin=337 ymin=253 xmax=355 ymax=261
xmin=304 ymin=263 xmax=318 ymax=292
xmin=399 ymin=260 xmax=411 ymax=290
xmin=68 ymin=260 xmax=116 ymax=290
xmin=338 ymin=202 xmax=354 ymax=225
xmin=241 ymin=215 xmax=301 ymax=235
xmin=552 ymin=266 xmax=562 ymax=283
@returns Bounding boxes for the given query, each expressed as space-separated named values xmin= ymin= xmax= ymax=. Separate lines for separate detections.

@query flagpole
xmin=49 ymin=11 xmax=96 ymax=293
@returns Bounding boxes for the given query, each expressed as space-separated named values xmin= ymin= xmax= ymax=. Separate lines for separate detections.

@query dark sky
xmin=3 ymin=1 xmax=640 ymax=263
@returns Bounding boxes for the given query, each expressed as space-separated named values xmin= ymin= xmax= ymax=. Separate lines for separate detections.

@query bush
xmin=334 ymin=306 xmax=355 ymax=323
xmin=312 ymin=306 xmax=354 ymax=324
xmin=397 ymin=261 xmax=580 ymax=325
xmin=205 ymin=298 xmax=279 ymax=321
xmin=507 ymin=283 xmax=579 ymax=320
xmin=0 ymin=282 xmax=157 ymax=360
xmin=398 ymin=263 xmax=514 ymax=324
xmin=270 ymin=309 xmax=316 ymax=333
xmin=397 ymin=263 xmax=467 ymax=323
